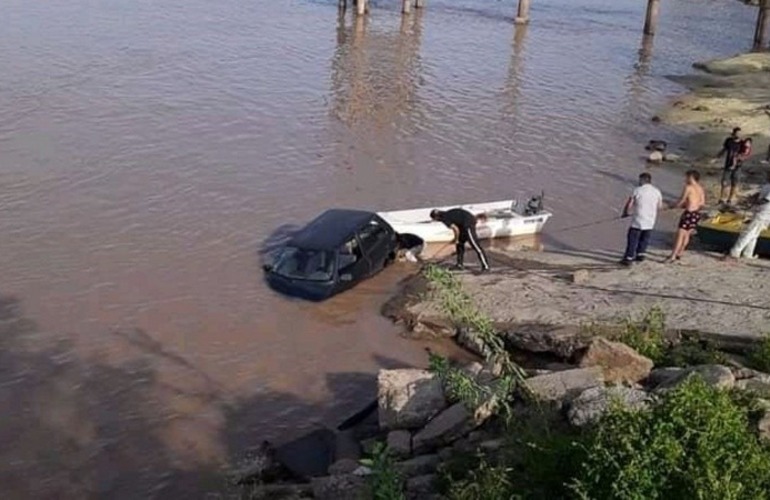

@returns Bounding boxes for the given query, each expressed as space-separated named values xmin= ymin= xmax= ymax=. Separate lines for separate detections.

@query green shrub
xmin=446 ymin=458 xmax=513 ymax=500
xmin=570 ymin=376 xmax=770 ymax=500
xmin=660 ymin=337 xmax=726 ymax=367
xmin=505 ymin=421 xmax=588 ymax=499
xmin=613 ymin=306 xmax=667 ymax=363
xmin=361 ymin=443 xmax=405 ymax=500
xmin=748 ymin=333 xmax=770 ymax=373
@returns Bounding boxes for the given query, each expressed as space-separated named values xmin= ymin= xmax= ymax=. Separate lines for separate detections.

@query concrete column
xmin=415 ymin=0 xmax=425 ymax=8
xmin=643 ymin=0 xmax=660 ymax=36
xmin=402 ymin=0 xmax=411 ymax=14
xmin=356 ymin=0 xmax=366 ymax=16
xmin=754 ymin=0 xmax=769 ymax=50
xmin=514 ymin=0 xmax=530 ymax=25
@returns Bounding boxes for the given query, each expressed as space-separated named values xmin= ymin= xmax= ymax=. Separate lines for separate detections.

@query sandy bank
xmin=409 ymin=248 xmax=770 ymax=341
xmin=659 ymin=53 xmax=770 ymax=158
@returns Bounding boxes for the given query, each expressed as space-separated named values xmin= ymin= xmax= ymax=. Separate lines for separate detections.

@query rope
xmin=549 ymin=215 xmax=622 ymax=233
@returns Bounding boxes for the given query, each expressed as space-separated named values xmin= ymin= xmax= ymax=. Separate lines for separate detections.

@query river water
xmin=0 ymin=0 xmax=757 ymax=496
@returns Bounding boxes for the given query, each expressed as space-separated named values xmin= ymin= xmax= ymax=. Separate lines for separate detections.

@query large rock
xmin=245 ymin=483 xmax=313 ymax=500
xmin=502 ymin=324 xmax=591 ymax=359
xmin=456 ymin=327 xmax=493 ymax=358
xmin=735 ymin=376 xmax=770 ymax=397
xmin=394 ymin=454 xmax=441 ymax=478
xmin=647 ymin=150 xmax=664 ymax=163
xmin=276 ymin=429 xmax=336 ymax=479
xmin=403 ymin=301 xmax=456 ymax=339
xmin=311 ymin=474 xmax=371 ymax=500
xmin=387 ymin=430 xmax=412 ymax=458
xmin=378 ymin=369 xmax=448 ymax=431
xmin=231 ymin=441 xmax=290 ymax=484
xmin=656 ymin=364 xmax=735 ymax=391
xmin=412 ymin=403 xmax=475 ymax=454
xmin=523 ymin=367 xmax=604 ymax=405
xmin=646 ymin=367 xmax=684 ymax=388
xmin=328 ymin=458 xmax=360 ymax=476
xmin=406 ymin=474 xmax=437 ymax=500
xmin=759 ymin=410 xmax=770 ymax=442
xmin=578 ymin=338 xmax=653 ymax=385
xmin=567 ymin=386 xmax=650 ymax=427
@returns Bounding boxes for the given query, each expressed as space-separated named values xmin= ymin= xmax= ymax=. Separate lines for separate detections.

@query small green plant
xmin=361 ymin=443 xmax=405 ymax=500
xmin=748 ymin=333 xmax=770 ymax=373
xmin=429 ymin=352 xmax=517 ymax=418
xmin=613 ymin=306 xmax=667 ymax=363
xmin=660 ymin=336 xmax=726 ymax=367
xmin=423 ymin=264 xmax=526 ymax=384
xmin=446 ymin=457 xmax=513 ymax=500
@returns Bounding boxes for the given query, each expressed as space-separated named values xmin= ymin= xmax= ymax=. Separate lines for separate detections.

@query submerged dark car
xmin=264 ymin=209 xmax=399 ymax=301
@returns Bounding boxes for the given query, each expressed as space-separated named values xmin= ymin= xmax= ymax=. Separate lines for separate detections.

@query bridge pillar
xmin=514 ymin=0 xmax=530 ymax=24
xmin=643 ymin=0 xmax=660 ymax=36
xmin=755 ymin=0 xmax=769 ymax=50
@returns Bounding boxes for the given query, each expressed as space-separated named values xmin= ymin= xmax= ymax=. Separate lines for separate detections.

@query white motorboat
xmin=378 ymin=198 xmax=552 ymax=243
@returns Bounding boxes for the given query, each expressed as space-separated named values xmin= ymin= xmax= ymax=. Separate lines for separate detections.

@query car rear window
xmin=272 ymin=247 xmax=335 ymax=282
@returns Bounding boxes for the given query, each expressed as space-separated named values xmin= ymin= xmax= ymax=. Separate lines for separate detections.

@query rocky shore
xmin=233 ymin=249 xmax=770 ymax=499
xmin=229 ymin=52 xmax=770 ymax=500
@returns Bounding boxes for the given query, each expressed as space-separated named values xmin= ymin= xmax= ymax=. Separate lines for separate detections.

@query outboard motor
xmin=524 ymin=192 xmax=544 ymax=216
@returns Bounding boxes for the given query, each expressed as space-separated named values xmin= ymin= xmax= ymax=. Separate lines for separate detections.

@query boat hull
xmin=697 ymin=213 xmax=770 ymax=257
xmin=378 ymin=200 xmax=552 ymax=243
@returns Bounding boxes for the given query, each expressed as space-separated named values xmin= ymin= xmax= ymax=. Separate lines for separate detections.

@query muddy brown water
xmin=0 ymin=0 xmax=757 ymax=496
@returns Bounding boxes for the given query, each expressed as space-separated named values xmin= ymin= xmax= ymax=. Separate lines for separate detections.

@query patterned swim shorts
xmin=678 ymin=210 xmax=701 ymax=231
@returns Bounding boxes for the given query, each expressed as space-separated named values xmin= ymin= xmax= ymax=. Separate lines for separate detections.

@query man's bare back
xmin=682 ymin=182 xmax=705 ymax=212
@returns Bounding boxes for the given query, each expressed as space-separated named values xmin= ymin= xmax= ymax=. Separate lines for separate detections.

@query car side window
xmin=338 ymin=237 xmax=362 ymax=271
xmin=358 ymin=219 xmax=389 ymax=254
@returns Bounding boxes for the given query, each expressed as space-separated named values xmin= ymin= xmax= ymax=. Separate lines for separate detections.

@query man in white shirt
xmin=620 ymin=172 xmax=663 ymax=266
xmin=727 ymin=171 xmax=770 ymax=259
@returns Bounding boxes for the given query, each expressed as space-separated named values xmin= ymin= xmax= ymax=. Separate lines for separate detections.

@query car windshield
xmin=272 ymin=247 xmax=335 ymax=282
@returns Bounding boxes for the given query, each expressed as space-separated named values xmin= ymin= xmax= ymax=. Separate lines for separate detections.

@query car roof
xmin=288 ymin=209 xmax=378 ymax=250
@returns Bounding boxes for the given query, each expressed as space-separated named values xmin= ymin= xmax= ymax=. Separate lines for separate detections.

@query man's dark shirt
xmin=723 ymin=136 xmax=741 ymax=169
xmin=436 ymin=208 xmax=476 ymax=231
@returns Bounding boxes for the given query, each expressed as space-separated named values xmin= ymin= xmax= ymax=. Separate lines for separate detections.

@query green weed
xmin=423 ymin=265 xmax=526 ymax=383
xmin=748 ymin=333 xmax=770 ymax=373
xmin=570 ymin=376 xmax=770 ymax=499
xmin=611 ymin=306 xmax=667 ymax=363
xmin=660 ymin=336 xmax=726 ymax=367
xmin=361 ymin=442 xmax=405 ymax=500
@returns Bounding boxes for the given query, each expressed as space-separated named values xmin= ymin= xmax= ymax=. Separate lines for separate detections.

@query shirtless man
xmin=666 ymin=169 xmax=706 ymax=263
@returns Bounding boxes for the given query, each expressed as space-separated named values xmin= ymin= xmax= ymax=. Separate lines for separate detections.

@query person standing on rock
xmin=666 ymin=170 xmax=706 ymax=263
xmin=620 ymin=172 xmax=663 ymax=266
xmin=429 ymin=208 xmax=490 ymax=272
xmin=717 ymin=127 xmax=743 ymax=205
xmin=725 ymin=171 xmax=770 ymax=261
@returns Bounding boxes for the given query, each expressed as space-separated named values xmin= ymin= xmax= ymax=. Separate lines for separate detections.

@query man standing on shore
xmin=726 ymin=171 xmax=770 ymax=260
xmin=667 ymin=170 xmax=706 ymax=263
xmin=620 ymin=172 xmax=663 ymax=266
xmin=716 ymin=127 xmax=742 ymax=205
xmin=430 ymin=208 xmax=490 ymax=272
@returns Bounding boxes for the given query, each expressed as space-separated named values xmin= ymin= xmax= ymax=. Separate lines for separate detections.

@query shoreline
xmin=237 ymin=251 xmax=770 ymax=498
xmin=655 ymin=52 xmax=770 ymax=199
xmin=231 ymin=51 xmax=770 ymax=499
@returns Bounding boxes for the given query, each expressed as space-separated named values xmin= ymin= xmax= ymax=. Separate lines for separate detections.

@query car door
xmin=337 ymin=236 xmax=370 ymax=290
xmin=357 ymin=217 xmax=395 ymax=274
